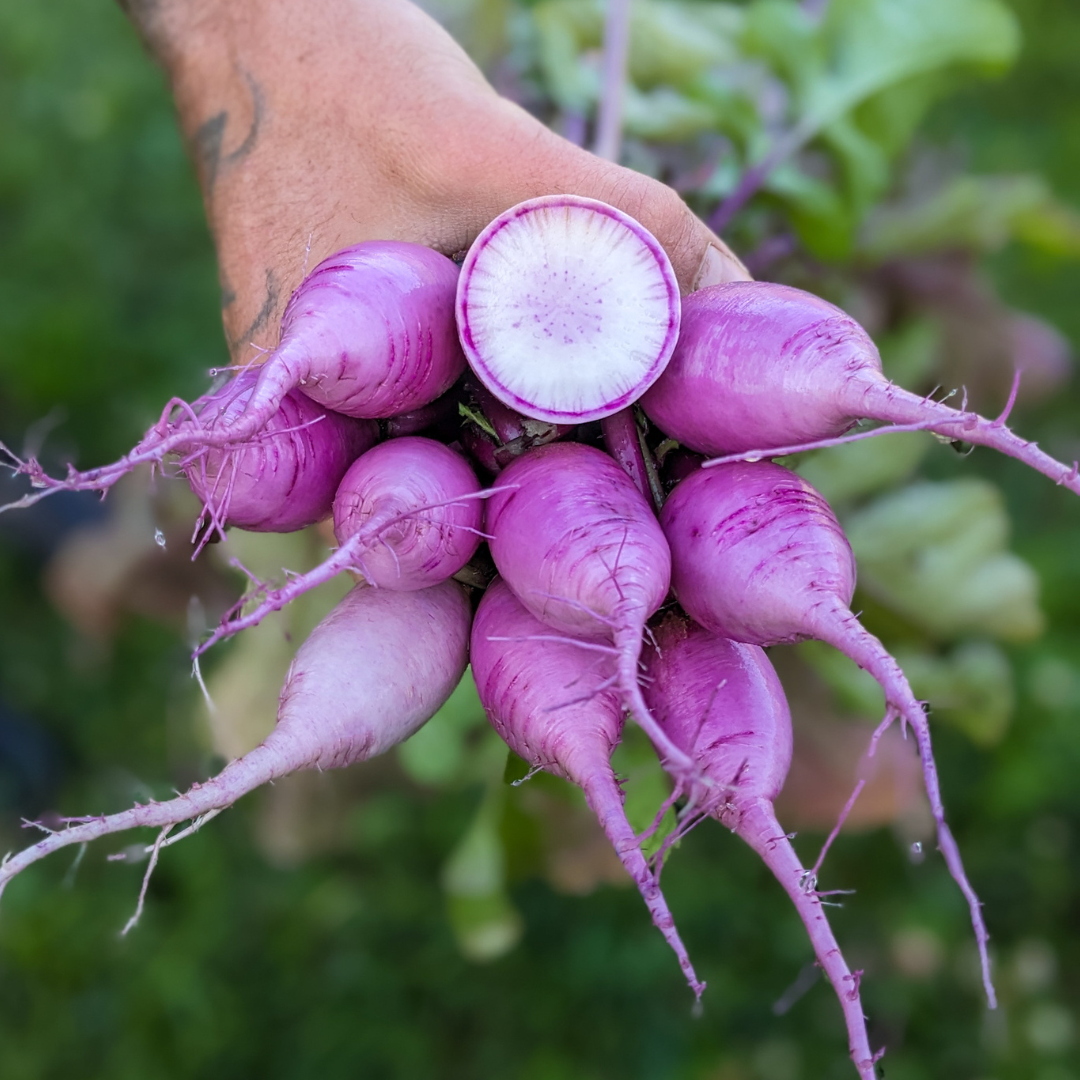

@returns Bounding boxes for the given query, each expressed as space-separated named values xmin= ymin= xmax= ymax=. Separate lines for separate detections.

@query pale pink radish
xmin=640 ymin=281 xmax=1080 ymax=495
xmin=471 ymin=578 xmax=704 ymax=998
xmin=194 ymin=437 xmax=484 ymax=656
xmin=484 ymin=441 xmax=702 ymax=790
xmin=642 ymin=614 xmax=880 ymax=1078
xmin=2 ymin=242 xmax=464 ymax=510
xmin=456 ymin=195 xmax=680 ymax=424
xmin=659 ymin=460 xmax=996 ymax=1007
xmin=0 ymin=582 xmax=471 ymax=911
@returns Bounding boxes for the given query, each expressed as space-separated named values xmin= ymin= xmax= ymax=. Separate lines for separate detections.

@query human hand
xmin=123 ymin=0 xmax=748 ymax=361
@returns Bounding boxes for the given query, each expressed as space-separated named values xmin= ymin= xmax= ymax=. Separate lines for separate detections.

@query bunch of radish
xmin=4 ymin=193 xmax=1078 ymax=1076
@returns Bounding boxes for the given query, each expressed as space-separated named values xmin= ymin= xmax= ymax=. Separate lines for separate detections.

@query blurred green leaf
xmin=442 ymin=783 xmax=524 ymax=962
xmin=808 ymin=0 xmax=1019 ymax=134
xmin=895 ymin=640 xmax=1015 ymax=746
xmin=862 ymin=173 xmax=1080 ymax=259
xmin=845 ymin=479 xmax=1045 ymax=641
xmin=797 ymin=430 xmax=928 ymax=505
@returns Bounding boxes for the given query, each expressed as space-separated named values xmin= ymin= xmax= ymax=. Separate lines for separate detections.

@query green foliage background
xmin=1 ymin=1 xmax=1078 ymax=1077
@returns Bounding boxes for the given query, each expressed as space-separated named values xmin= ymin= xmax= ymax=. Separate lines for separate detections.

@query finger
xmin=578 ymin=165 xmax=753 ymax=293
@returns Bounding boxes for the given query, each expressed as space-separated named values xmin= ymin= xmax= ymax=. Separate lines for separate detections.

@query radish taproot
xmin=0 ymin=582 xmax=471 ymax=909
xmin=194 ymin=437 xmax=485 ymax=656
xmin=642 ymin=615 xmax=881 ymax=1078
xmin=484 ymin=441 xmax=702 ymax=790
xmin=471 ymin=578 xmax=705 ymax=998
xmin=659 ymin=459 xmax=996 ymax=1006
xmin=456 ymin=195 xmax=680 ymax=425
xmin=2 ymin=241 xmax=464 ymax=510
xmin=641 ymin=281 xmax=1080 ymax=495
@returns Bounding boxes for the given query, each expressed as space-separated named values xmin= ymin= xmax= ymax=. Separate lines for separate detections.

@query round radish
xmin=0 ymin=582 xmax=471 ymax=907
xmin=660 ymin=459 xmax=996 ymax=1007
xmin=185 ymin=369 xmax=378 ymax=537
xmin=456 ymin=195 xmax=680 ymax=425
xmin=471 ymin=579 xmax=705 ymax=998
xmin=4 ymin=242 xmax=464 ymax=508
xmin=484 ymin=442 xmax=701 ymax=789
xmin=195 ymin=437 xmax=484 ymax=656
xmin=643 ymin=615 xmax=880 ymax=1079
xmin=641 ymin=281 xmax=1080 ymax=496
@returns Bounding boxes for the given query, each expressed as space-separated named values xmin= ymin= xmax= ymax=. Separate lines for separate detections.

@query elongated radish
xmin=3 ymin=242 xmax=464 ymax=508
xmin=195 ymin=437 xmax=483 ymax=655
xmin=642 ymin=615 xmax=880 ymax=1078
xmin=640 ymin=281 xmax=1080 ymax=495
xmin=659 ymin=460 xmax=996 ymax=1006
xmin=484 ymin=441 xmax=700 ymax=789
xmin=0 ymin=582 xmax=470 ymax=907
xmin=456 ymin=195 xmax=680 ymax=424
xmin=185 ymin=369 xmax=378 ymax=537
xmin=471 ymin=578 xmax=704 ymax=998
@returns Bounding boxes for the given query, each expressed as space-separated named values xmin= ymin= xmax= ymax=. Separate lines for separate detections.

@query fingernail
xmin=692 ymin=243 xmax=750 ymax=291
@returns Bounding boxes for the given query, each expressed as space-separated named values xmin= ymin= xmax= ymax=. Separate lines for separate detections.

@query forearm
xmin=115 ymin=0 xmax=746 ymax=358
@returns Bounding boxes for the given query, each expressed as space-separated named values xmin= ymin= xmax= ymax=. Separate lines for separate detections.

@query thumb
xmin=573 ymin=165 xmax=752 ymax=293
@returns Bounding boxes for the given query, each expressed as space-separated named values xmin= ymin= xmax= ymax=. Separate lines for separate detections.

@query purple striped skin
xmin=248 ymin=241 xmax=466 ymax=422
xmin=187 ymin=371 xmax=378 ymax=533
xmin=0 ymin=582 xmax=471 ymax=907
xmin=471 ymin=579 xmax=705 ymax=999
xmin=456 ymin=195 xmax=680 ymax=424
xmin=641 ymin=281 xmax=1080 ymax=497
xmin=332 ymin=437 xmax=483 ymax=590
xmin=641 ymin=616 xmax=878 ymax=1079
xmin=660 ymin=461 xmax=997 ymax=1010
xmin=483 ymin=443 xmax=702 ymax=787
xmin=2 ymin=243 xmax=463 ymax=509
xmin=192 ymin=440 xmax=482 ymax=656
xmin=660 ymin=461 xmax=856 ymax=647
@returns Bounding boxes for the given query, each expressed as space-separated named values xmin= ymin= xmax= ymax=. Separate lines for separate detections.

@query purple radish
xmin=184 ymin=369 xmax=378 ymax=538
xmin=601 ymin=407 xmax=663 ymax=511
xmin=642 ymin=615 xmax=880 ymax=1078
xmin=484 ymin=441 xmax=701 ymax=790
xmin=659 ymin=460 xmax=995 ymax=1006
xmin=0 ymin=582 xmax=470 ymax=908
xmin=471 ymin=578 xmax=704 ymax=999
xmin=3 ymin=242 xmax=464 ymax=508
xmin=456 ymin=195 xmax=680 ymax=425
xmin=195 ymin=437 xmax=484 ymax=655
xmin=640 ymin=281 xmax=1080 ymax=495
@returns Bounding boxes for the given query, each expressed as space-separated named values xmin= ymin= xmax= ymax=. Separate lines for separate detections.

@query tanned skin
xmin=118 ymin=0 xmax=748 ymax=361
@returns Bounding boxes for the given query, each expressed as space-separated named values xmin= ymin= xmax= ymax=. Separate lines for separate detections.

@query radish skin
xmin=642 ymin=615 xmax=880 ymax=1078
xmin=195 ymin=438 xmax=484 ymax=655
xmin=484 ymin=442 xmax=701 ymax=789
xmin=471 ymin=579 xmax=705 ymax=998
xmin=3 ymin=242 xmax=464 ymax=508
xmin=184 ymin=370 xmax=378 ymax=537
xmin=660 ymin=460 xmax=996 ymax=1007
xmin=641 ymin=281 xmax=1080 ymax=496
xmin=0 ymin=583 xmax=471 ymax=904
xmin=457 ymin=195 xmax=680 ymax=424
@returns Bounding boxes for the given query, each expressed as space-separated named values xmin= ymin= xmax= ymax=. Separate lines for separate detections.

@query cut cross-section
xmin=456 ymin=195 xmax=680 ymax=424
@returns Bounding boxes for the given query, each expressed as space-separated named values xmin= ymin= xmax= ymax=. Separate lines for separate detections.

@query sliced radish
xmin=456 ymin=195 xmax=680 ymax=424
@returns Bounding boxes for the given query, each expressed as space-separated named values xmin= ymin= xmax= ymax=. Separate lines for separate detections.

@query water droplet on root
xmin=154 ymin=528 xmax=166 ymax=549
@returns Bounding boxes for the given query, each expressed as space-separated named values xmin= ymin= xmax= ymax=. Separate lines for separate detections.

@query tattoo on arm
xmin=228 ymin=269 xmax=280 ymax=357
xmin=194 ymin=72 xmax=265 ymax=196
